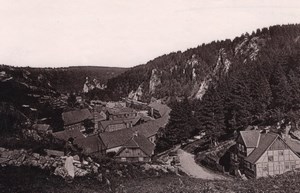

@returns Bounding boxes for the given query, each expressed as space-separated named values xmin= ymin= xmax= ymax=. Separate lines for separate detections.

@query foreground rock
xmin=0 ymin=147 xmax=99 ymax=178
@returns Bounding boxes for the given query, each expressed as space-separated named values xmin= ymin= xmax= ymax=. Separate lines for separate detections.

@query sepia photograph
xmin=1 ymin=0 xmax=300 ymax=192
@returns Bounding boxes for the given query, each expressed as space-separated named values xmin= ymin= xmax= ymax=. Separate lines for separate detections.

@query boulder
xmin=31 ymin=160 xmax=38 ymax=167
xmin=32 ymin=153 xmax=40 ymax=159
xmin=73 ymin=155 xmax=80 ymax=161
xmin=17 ymin=154 xmax=26 ymax=163
xmin=1 ymin=151 xmax=11 ymax=158
xmin=0 ymin=157 xmax=9 ymax=164
xmin=92 ymin=165 xmax=98 ymax=173
xmin=39 ymin=156 xmax=47 ymax=165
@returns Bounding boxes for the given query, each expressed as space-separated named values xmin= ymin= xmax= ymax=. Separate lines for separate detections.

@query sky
xmin=0 ymin=0 xmax=300 ymax=68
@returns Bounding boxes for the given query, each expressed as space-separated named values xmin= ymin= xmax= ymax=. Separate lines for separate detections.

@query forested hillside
xmin=156 ymin=24 xmax=300 ymax=149
xmin=105 ymin=24 xmax=300 ymax=102
xmin=102 ymin=24 xmax=300 ymax=149
xmin=22 ymin=66 xmax=127 ymax=93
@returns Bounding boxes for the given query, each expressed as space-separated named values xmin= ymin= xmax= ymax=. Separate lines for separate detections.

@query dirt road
xmin=177 ymin=149 xmax=226 ymax=180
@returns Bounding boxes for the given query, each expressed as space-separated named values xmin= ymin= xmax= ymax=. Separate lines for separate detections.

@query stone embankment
xmin=0 ymin=147 xmax=100 ymax=178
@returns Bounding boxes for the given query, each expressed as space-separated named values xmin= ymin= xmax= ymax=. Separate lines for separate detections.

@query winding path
xmin=177 ymin=149 xmax=226 ymax=180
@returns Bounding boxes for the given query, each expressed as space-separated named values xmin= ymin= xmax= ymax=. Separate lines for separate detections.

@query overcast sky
xmin=0 ymin=0 xmax=299 ymax=68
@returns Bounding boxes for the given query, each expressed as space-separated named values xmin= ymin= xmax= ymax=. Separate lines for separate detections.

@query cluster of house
xmin=230 ymin=127 xmax=300 ymax=178
xmin=50 ymin=100 xmax=171 ymax=163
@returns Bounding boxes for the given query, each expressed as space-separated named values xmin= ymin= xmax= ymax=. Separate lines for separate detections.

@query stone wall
xmin=0 ymin=147 xmax=100 ymax=178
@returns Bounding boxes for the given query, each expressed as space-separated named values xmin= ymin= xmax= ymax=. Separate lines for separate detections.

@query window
xmin=262 ymin=166 xmax=268 ymax=172
xmin=121 ymin=157 xmax=126 ymax=162
xmin=268 ymin=155 xmax=274 ymax=162
xmin=279 ymin=151 xmax=284 ymax=156
xmin=285 ymin=163 xmax=290 ymax=170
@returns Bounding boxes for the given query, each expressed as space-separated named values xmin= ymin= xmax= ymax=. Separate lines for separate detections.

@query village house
xmin=148 ymin=101 xmax=171 ymax=119
xmin=52 ymin=129 xmax=85 ymax=142
xmin=99 ymin=129 xmax=137 ymax=153
xmin=131 ymin=120 xmax=162 ymax=144
xmin=74 ymin=135 xmax=105 ymax=156
xmin=99 ymin=129 xmax=154 ymax=162
xmin=62 ymin=108 xmax=92 ymax=131
xmin=106 ymin=101 xmax=126 ymax=109
xmin=92 ymin=111 xmax=106 ymax=131
xmin=115 ymin=133 xmax=155 ymax=162
xmin=105 ymin=107 xmax=137 ymax=121
xmin=231 ymin=130 xmax=300 ymax=178
xmin=52 ymin=130 xmax=104 ymax=157
xmin=99 ymin=119 xmax=136 ymax=133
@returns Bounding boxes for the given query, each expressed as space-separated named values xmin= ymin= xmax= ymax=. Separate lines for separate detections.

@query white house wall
xmin=256 ymin=149 xmax=300 ymax=178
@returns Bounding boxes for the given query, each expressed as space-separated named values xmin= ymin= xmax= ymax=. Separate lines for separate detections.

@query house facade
xmin=231 ymin=130 xmax=300 ymax=178
xmin=115 ymin=134 xmax=154 ymax=162
xmin=62 ymin=108 xmax=92 ymax=131
xmin=106 ymin=107 xmax=137 ymax=121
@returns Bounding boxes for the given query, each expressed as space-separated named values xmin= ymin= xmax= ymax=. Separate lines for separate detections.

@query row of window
xmin=267 ymin=151 xmax=285 ymax=162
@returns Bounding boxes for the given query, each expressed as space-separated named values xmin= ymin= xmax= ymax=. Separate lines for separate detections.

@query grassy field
xmin=1 ymin=166 xmax=300 ymax=193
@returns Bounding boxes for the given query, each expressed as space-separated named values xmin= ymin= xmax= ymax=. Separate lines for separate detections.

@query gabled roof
xmin=148 ymin=102 xmax=171 ymax=117
xmin=118 ymin=134 xmax=155 ymax=156
xmin=62 ymin=108 xmax=92 ymax=126
xmin=239 ymin=130 xmax=261 ymax=148
xmin=284 ymin=137 xmax=300 ymax=153
xmin=99 ymin=118 xmax=135 ymax=130
xmin=131 ymin=120 xmax=161 ymax=138
xmin=74 ymin=135 xmax=104 ymax=154
xmin=52 ymin=129 xmax=85 ymax=141
xmin=99 ymin=129 xmax=135 ymax=149
xmin=106 ymin=107 xmax=136 ymax=115
xmin=93 ymin=111 xmax=106 ymax=122
xmin=245 ymin=133 xmax=278 ymax=164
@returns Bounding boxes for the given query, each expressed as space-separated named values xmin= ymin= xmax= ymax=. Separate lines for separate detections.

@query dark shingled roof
xmin=240 ymin=130 xmax=261 ymax=147
xmin=131 ymin=120 xmax=161 ymax=138
xmin=74 ymin=135 xmax=104 ymax=154
xmin=62 ymin=108 xmax=92 ymax=126
xmin=106 ymin=107 xmax=136 ymax=115
xmin=52 ymin=129 xmax=85 ymax=141
xmin=119 ymin=134 xmax=155 ymax=156
xmin=284 ymin=137 xmax=300 ymax=153
xmin=245 ymin=133 xmax=278 ymax=164
xmin=99 ymin=129 xmax=135 ymax=149
xmin=99 ymin=118 xmax=138 ymax=131
xmin=148 ymin=102 xmax=171 ymax=117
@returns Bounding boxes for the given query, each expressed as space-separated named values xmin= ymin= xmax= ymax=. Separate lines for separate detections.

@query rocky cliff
xmin=105 ymin=24 xmax=300 ymax=102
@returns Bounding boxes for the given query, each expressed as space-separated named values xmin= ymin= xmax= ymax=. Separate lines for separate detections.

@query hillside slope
xmin=105 ymin=24 xmax=300 ymax=102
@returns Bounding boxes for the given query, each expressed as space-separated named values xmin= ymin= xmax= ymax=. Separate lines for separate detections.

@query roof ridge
xmin=249 ymin=133 xmax=278 ymax=164
xmin=256 ymin=132 xmax=261 ymax=148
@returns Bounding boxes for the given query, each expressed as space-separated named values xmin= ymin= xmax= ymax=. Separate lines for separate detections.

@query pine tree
xmin=195 ymin=86 xmax=225 ymax=143
xmin=163 ymin=97 xmax=194 ymax=145
xmin=269 ymin=63 xmax=292 ymax=112
xmin=225 ymin=76 xmax=253 ymax=130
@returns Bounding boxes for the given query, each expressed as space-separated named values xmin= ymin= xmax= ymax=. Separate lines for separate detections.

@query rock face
xmin=0 ymin=147 xmax=99 ymax=178
xmin=235 ymin=35 xmax=263 ymax=63
xmin=194 ymin=48 xmax=231 ymax=100
xmin=128 ymin=84 xmax=143 ymax=101
xmin=83 ymin=77 xmax=107 ymax=93
xmin=149 ymin=69 xmax=161 ymax=94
